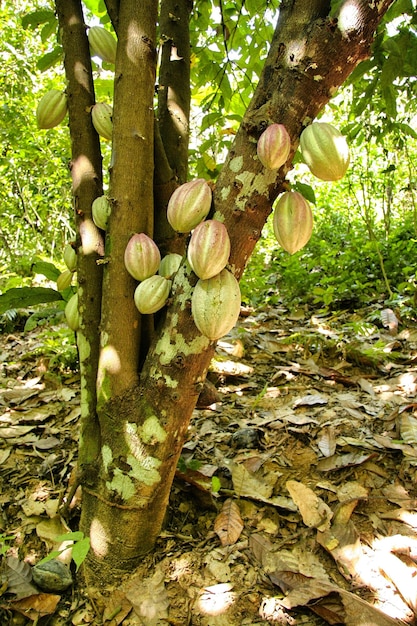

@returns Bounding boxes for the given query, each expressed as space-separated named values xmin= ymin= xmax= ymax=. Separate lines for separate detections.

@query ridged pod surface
xmin=92 ymin=196 xmax=111 ymax=230
xmin=273 ymin=191 xmax=313 ymax=254
xmin=159 ymin=253 xmax=183 ymax=279
xmin=167 ymin=179 xmax=212 ymax=233
xmin=36 ymin=90 xmax=68 ymax=129
xmin=257 ymin=124 xmax=291 ymax=170
xmin=63 ymin=244 xmax=77 ymax=272
xmin=124 ymin=233 xmax=161 ymax=281
xmin=65 ymin=294 xmax=79 ymax=331
xmin=134 ymin=276 xmax=171 ymax=314
xmin=57 ymin=270 xmax=73 ymax=292
xmin=187 ymin=220 xmax=231 ymax=280
xmin=92 ymin=103 xmax=113 ymax=141
xmin=299 ymin=122 xmax=350 ymax=181
xmin=191 ymin=269 xmax=241 ymax=341
xmin=88 ymin=26 xmax=117 ymax=64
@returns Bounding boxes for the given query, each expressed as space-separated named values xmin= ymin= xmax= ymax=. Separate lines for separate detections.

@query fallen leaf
xmin=214 ymin=498 xmax=244 ymax=546
xmin=286 ymin=480 xmax=333 ymax=531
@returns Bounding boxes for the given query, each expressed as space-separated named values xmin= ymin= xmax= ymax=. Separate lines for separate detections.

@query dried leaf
xmin=228 ymin=460 xmax=274 ymax=500
xmin=214 ymin=498 xmax=244 ymax=546
xmin=286 ymin=480 xmax=332 ymax=531
xmin=293 ymin=394 xmax=328 ymax=408
xmin=316 ymin=426 xmax=336 ymax=457
xmin=125 ymin=564 xmax=169 ymax=625
xmin=8 ymin=593 xmax=60 ymax=620
xmin=400 ymin=413 xmax=417 ymax=445
xmin=317 ymin=451 xmax=377 ymax=472
xmin=381 ymin=308 xmax=399 ymax=335
xmin=5 ymin=557 xmax=39 ymax=599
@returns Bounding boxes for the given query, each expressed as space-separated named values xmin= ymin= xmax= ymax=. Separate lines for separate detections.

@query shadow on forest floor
xmin=1 ymin=302 xmax=417 ymax=625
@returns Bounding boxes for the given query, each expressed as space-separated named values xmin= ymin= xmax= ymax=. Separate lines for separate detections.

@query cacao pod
xmin=63 ymin=244 xmax=77 ymax=272
xmin=65 ymin=294 xmax=79 ymax=331
xmin=191 ymin=269 xmax=241 ymax=341
xmin=36 ymin=89 xmax=68 ymax=129
xmin=92 ymin=195 xmax=111 ymax=230
xmin=92 ymin=102 xmax=113 ymax=141
xmin=257 ymin=124 xmax=291 ymax=170
xmin=167 ymin=179 xmax=212 ymax=233
xmin=187 ymin=219 xmax=230 ymax=280
xmin=273 ymin=191 xmax=313 ymax=254
xmin=57 ymin=270 xmax=73 ymax=291
xmin=159 ymin=253 xmax=182 ymax=279
xmin=299 ymin=122 xmax=350 ymax=181
xmin=124 ymin=233 xmax=161 ymax=281
xmin=88 ymin=26 xmax=117 ymax=64
xmin=134 ymin=275 xmax=171 ymax=314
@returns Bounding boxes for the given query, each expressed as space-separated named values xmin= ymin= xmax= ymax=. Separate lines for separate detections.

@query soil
xmin=1 ymin=303 xmax=417 ymax=625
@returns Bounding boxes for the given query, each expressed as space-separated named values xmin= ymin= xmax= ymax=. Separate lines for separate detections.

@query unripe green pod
xmin=273 ymin=191 xmax=313 ymax=254
xmin=257 ymin=124 xmax=291 ymax=170
xmin=299 ymin=122 xmax=350 ymax=181
xmin=124 ymin=233 xmax=161 ymax=281
xmin=57 ymin=270 xmax=73 ymax=291
xmin=92 ymin=195 xmax=111 ymax=230
xmin=187 ymin=220 xmax=230 ymax=280
xmin=88 ymin=26 xmax=117 ymax=64
xmin=63 ymin=244 xmax=77 ymax=272
xmin=167 ymin=179 xmax=212 ymax=233
xmin=191 ymin=269 xmax=241 ymax=341
xmin=159 ymin=253 xmax=183 ymax=279
xmin=92 ymin=102 xmax=113 ymax=141
xmin=36 ymin=89 xmax=68 ymax=130
xmin=134 ymin=275 xmax=171 ymax=314
xmin=65 ymin=293 xmax=79 ymax=331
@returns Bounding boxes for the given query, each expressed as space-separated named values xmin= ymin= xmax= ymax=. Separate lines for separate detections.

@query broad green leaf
xmin=21 ymin=10 xmax=55 ymax=30
xmin=32 ymin=261 xmax=61 ymax=282
xmin=72 ymin=537 xmax=91 ymax=571
xmin=82 ymin=0 xmax=108 ymax=17
xmin=0 ymin=287 xmax=62 ymax=315
xmin=37 ymin=46 xmax=63 ymax=72
xmin=293 ymin=182 xmax=316 ymax=205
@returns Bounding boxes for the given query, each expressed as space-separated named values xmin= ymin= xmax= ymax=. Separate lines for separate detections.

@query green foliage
xmin=38 ymin=531 xmax=91 ymax=572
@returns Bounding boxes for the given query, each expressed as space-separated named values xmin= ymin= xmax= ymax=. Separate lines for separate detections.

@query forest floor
xmin=1 ymin=301 xmax=417 ymax=625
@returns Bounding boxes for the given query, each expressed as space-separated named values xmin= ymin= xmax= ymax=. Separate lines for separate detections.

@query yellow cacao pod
xmin=191 ymin=269 xmax=241 ymax=341
xmin=36 ymin=89 xmax=68 ymax=129
xmin=92 ymin=196 xmax=111 ymax=230
xmin=273 ymin=191 xmax=313 ymax=254
xmin=167 ymin=179 xmax=212 ymax=233
xmin=63 ymin=244 xmax=77 ymax=272
xmin=257 ymin=124 xmax=291 ymax=170
xmin=124 ymin=233 xmax=161 ymax=282
xmin=92 ymin=102 xmax=113 ymax=141
xmin=187 ymin=219 xmax=231 ymax=280
xmin=88 ymin=26 xmax=117 ymax=64
xmin=57 ymin=270 xmax=73 ymax=292
xmin=299 ymin=122 xmax=350 ymax=181
xmin=65 ymin=293 xmax=79 ymax=331
xmin=159 ymin=253 xmax=183 ymax=279
xmin=134 ymin=275 xmax=171 ymax=314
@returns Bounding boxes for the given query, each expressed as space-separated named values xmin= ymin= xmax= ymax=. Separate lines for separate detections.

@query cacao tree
xmin=35 ymin=0 xmax=397 ymax=586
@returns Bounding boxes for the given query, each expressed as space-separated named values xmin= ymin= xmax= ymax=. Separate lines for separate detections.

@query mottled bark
xmin=55 ymin=0 xmax=103 ymax=475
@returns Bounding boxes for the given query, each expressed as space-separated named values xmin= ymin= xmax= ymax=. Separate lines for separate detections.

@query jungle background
xmin=1 ymin=0 xmax=417 ymax=624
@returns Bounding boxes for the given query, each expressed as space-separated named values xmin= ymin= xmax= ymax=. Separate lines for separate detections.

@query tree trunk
xmin=57 ymin=0 xmax=394 ymax=586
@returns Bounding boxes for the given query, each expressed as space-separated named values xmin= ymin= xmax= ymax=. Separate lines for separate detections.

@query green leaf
xmin=21 ymin=10 xmax=55 ymax=30
xmin=0 ymin=287 xmax=62 ymax=315
xmin=293 ymin=182 xmax=316 ymax=205
xmin=72 ymin=537 xmax=91 ymax=571
xmin=37 ymin=47 xmax=63 ymax=72
xmin=32 ymin=261 xmax=61 ymax=282
xmin=82 ymin=0 xmax=107 ymax=16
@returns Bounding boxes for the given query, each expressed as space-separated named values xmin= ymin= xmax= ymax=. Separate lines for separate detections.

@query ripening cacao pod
xmin=65 ymin=294 xmax=79 ymax=331
xmin=63 ymin=244 xmax=77 ymax=272
xmin=92 ymin=102 xmax=113 ymax=141
xmin=191 ymin=269 xmax=241 ymax=341
xmin=57 ymin=270 xmax=73 ymax=292
xmin=299 ymin=122 xmax=350 ymax=181
xmin=167 ymin=179 xmax=212 ymax=233
xmin=36 ymin=89 xmax=68 ymax=129
xmin=92 ymin=195 xmax=111 ymax=230
xmin=134 ymin=275 xmax=171 ymax=314
xmin=124 ymin=233 xmax=161 ymax=281
xmin=88 ymin=26 xmax=117 ymax=64
xmin=273 ymin=191 xmax=313 ymax=254
xmin=187 ymin=219 xmax=231 ymax=280
xmin=159 ymin=253 xmax=182 ymax=279
xmin=257 ymin=124 xmax=291 ymax=170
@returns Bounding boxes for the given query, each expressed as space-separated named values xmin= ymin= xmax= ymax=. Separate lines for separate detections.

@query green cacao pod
xmin=92 ymin=195 xmax=111 ymax=230
xmin=134 ymin=275 xmax=171 ymax=314
xmin=57 ymin=270 xmax=73 ymax=292
xmin=167 ymin=179 xmax=212 ymax=233
xmin=65 ymin=294 xmax=79 ymax=332
xmin=124 ymin=233 xmax=161 ymax=281
xmin=299 ymin=122 xmax=350 ymax=181
xmin=36 ymin=90 xmax=68 ymax=129
xmin=191 ymin=269 xmax=241 ymax=341
xmin=92 ymin=103 xmax=113 ymax=141
xmin=273 ymin=191 xmax=313 ymax=254
xmin=159 ymin=253 xmax=182 ymax=279
xmin=88 ymin=26 xmax=117 ymax=64
xmin=63 ymin=244 xmax=77 ymax=272
xmin=187 ymin=219 xmax=231 ymax=280
xmin=257 ymin=124 xmax=291 ymax=170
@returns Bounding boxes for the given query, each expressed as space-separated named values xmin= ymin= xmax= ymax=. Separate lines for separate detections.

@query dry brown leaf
xmin=286 ymin=480 xmax=333 ymax=531
xmin=317 ymin=450 xmax=377 ymax=472
xmin=316 ymin=426 xmax=336 ymax=457
xmin=102 ymin=588 xmax=132 ymax=624
xmin=7 ymin=593 xmax=60 ymax=620
xmin=375 ymin=550 xmax=417 ymax=612
xmin=214 ymin=498 xmax=244 ymax=546
xmin=381 ymin=308 xmax=399 ymax=335
xmin=400 ymin=413 xmax=417 ymax=445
